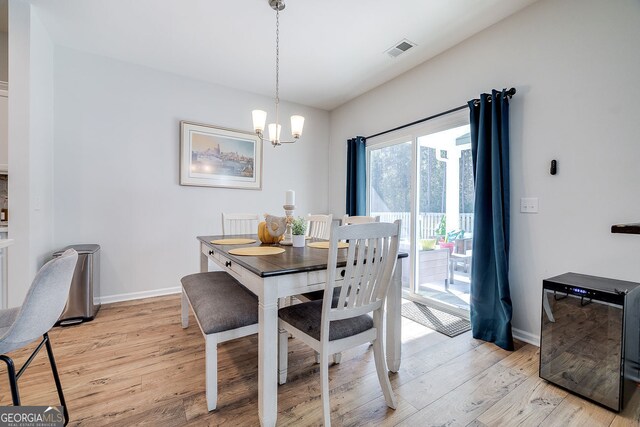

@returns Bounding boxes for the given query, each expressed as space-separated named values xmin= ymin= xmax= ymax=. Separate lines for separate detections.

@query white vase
xmin=292 ymin=234 xmax=306 ymax=247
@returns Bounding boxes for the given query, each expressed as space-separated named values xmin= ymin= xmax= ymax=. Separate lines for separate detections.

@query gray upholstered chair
xmin=181 ymin=271 xmax=258 ymax=411
xmin=0 ymin=248 xmax=78 ymax=426
xmin=278 ymin=221 xmax=401 ymax=426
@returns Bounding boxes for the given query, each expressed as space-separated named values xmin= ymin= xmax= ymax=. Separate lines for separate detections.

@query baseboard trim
xmin=99 ymin=286 xmax=181 ymax=305
xmin=513 ymin=327 xmax=539 ymax=347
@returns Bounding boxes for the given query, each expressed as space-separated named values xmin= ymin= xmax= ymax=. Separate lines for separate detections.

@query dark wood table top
xmin=198 ymin=234 xmax=407 ymax=278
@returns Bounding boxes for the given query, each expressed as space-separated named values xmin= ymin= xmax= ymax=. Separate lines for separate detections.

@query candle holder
xmin=280 ymin=204 xmax=295 ymax=245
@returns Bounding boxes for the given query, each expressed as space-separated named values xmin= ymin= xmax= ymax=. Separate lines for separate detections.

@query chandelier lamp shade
xmin=252 ymin=0 xmax=304 ymax=147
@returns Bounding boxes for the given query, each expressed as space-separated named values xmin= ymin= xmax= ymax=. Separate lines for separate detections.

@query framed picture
xmin=180 ymin=121 xmax=262 ymax=190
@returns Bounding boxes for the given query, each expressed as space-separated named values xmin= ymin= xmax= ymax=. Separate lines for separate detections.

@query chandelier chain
xmin=275 ymin=6 xmax=280 ymax=106
xmin=274 ymin=5 xmax=280 ymax=143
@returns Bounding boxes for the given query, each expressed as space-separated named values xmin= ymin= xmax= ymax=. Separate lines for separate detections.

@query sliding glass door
xmin=367 ymin=110 xmax=472 ymax=316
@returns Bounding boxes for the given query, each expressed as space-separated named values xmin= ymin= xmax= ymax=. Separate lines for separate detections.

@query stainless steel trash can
xmin=53 ymin=244 xmax=101 ymax=326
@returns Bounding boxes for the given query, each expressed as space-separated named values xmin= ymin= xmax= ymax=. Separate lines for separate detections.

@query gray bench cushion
xmin=182 ymin=272 xmax=258 ymax=335
xmin=278 ymin=299 xmax=373 ymax=341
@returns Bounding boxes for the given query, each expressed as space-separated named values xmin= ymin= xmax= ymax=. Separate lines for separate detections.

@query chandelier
xmin=252 ymin=0 xmax=304 ymax=147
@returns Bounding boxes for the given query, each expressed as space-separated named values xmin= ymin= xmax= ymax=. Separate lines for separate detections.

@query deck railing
xmin=372 ymin=212 xmax=474 ymax=239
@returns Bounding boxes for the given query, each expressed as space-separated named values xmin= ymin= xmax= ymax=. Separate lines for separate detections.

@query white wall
xmin=329 ymin=0 xmax=640 ymax=343
xmin=53 ymin=47 xmax=330 ymax=301
xmin=7 ymin=4 xmax=55 ymax=307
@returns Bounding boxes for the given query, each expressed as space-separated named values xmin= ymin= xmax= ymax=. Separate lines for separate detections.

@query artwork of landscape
xmin=190 ymin=131 xmax=256 ymax=181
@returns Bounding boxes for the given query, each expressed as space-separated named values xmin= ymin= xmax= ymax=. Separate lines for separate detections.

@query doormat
xmin=401 ymin=301 xmax=471 ymax=338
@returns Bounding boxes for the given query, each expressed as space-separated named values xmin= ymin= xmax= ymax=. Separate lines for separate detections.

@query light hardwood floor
xmin=1 ymin=294 xmax=639 ymax=426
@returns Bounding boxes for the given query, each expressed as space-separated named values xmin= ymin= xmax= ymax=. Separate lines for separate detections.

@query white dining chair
xmin=306 ymin=214 xmax=333 ymax=240
xmin=278 ymin=220 xmax=401 ymax=426
xmin=221 ymin=213 xmax=260 ymax=235
xmin=341 ymin=214 xmax=380 ymax=225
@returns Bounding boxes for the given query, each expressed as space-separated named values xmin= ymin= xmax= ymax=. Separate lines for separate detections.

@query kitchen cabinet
xmin=0 ymin=238 xmax=13 ymax=309
xmin=0 ymin=86 xmax=6 ymax=172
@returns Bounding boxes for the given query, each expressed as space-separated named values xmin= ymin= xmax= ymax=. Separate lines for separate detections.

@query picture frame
xmin=180 ymin=121 xmax=262 ymax=190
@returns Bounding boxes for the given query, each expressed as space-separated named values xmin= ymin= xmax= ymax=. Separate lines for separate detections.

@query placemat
xmin=228 ymin=247 xmax=285 ymax=256
xmin=210 ymin=238 xmax=257 ymax=245
xmin=307 ymin=241 xmax=349 ymax=249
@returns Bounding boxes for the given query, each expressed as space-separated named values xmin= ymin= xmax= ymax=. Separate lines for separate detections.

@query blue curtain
xmin=468 ymin=89 xmax=514 ymax=351
xmin=346 ymin=136 xmax=366 ymax=216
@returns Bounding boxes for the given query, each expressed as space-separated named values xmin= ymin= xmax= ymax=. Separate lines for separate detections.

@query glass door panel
xmin=368 ymin=140 xmax=413 ymax=292
xmin=415 ymin=124 xmax=472 ymax=311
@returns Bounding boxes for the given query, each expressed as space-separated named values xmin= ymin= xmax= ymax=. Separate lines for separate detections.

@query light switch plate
xmin=520 ymin=197 xmax=539 ymax=213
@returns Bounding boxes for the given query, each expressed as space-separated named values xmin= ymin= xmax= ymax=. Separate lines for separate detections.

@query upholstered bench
xmin=181 ymin=271 xmax=258 ymax=411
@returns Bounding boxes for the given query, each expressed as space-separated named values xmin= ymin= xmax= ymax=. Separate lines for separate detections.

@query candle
xmin=285 ymin=190 xmax=295 ymax=206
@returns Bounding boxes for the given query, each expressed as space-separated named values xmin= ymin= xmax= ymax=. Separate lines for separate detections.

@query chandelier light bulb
xmin=252 ymin=110 xmax=267 ymax=135
xmin=268 ymin=123 xmax=282 ymax=144
xmin=290 ymin=115 xmax=305 ymax=139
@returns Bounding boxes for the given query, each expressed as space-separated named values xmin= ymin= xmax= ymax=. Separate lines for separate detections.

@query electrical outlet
xmin=520 ymin=197 xmax=539 ymax=213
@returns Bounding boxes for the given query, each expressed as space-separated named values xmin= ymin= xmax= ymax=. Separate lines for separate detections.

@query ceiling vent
xmin=386 ymin=39 xmax=416 ymax=58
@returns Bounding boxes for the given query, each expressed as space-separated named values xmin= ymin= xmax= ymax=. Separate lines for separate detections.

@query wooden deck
xmin=1 ymin=294 xmax=639 ymax=426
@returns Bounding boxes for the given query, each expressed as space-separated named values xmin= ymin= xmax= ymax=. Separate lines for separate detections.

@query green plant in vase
xmin=291 ymin=217 xmax=307 ymax=235
xmin=291 ymin=217 xmax=307 ymax=247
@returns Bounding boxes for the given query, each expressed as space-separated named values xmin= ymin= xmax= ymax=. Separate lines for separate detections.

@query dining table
xmin=197 ymin=234 xmax=407 ymax=427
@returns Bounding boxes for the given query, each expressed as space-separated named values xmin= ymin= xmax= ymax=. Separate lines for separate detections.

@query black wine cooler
xmin=540 ymin=272 xmax=640 ymax=412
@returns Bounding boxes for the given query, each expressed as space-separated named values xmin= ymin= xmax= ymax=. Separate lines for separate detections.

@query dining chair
xmin=221 ymin=213 xmax=260 ymax=235
xmin=300 ymin=214 xmax=377 ymax=304
xmin=306 ymin=214 xmax=333 ymax=240
xmin=341 ymin=214 xmax=380 ymax=225
xmin=0 ymin=249 xmax=78 ymax=426
xmin=300 ymin=213 xmax=375 ymax=363
xmin=278 ymin=220 xmax=401 ymax=426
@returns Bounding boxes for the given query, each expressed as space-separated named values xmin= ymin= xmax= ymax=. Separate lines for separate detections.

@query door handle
xmin=208 ymin=250 xmax=214 ymax=255
xmin=225 ymin=261 xmax=232 ymax=268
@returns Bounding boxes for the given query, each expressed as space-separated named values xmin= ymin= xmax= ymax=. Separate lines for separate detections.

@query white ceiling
xmin=29 ymin=0 xmax=537 ymax=110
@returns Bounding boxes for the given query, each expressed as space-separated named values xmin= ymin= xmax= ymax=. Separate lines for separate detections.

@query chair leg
xmin=205 ymin=334 xmax=218 ymax=411
xmin=43 ymin=333 xmax=69 ymax=425
xmin=278 ymin=327 xmax=288 ymax=385
xmin=372 ymin=312 xmax=396 ymax=409
xmin=316 ymin=351 xmax=341 ymax=364
xmin=181 ymin=289 xmax=189 ymax=328
xmin=320 ymin=349 xmax=332 ymax=427
xmin=0 ymin=354 xmax=21 ymax=405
